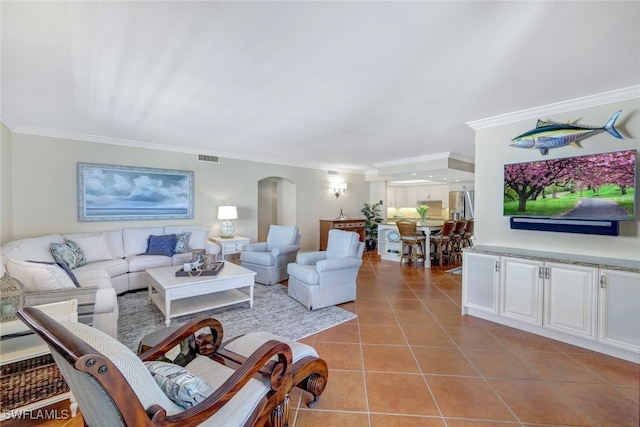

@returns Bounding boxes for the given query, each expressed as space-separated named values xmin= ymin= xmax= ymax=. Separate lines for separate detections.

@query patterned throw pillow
xmin=173 ymin=232 xmax=192 ymax=254
xmin=144 ymin=361 xmax=214 ymax=409
xmin=50 ymin=240 xmax=87 ymax=269
xmin=145 ymin=234 xmax=177 ymax=257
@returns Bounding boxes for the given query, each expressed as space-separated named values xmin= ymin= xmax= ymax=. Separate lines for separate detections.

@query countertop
xmin=466 ymin=245 xmax=640 ymax=273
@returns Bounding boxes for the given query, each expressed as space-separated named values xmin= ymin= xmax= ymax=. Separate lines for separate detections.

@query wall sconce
xmin=217 ymin=205 xmax=238 ymax=238
xmin=333 ymin=182 xmax=347 ymax=198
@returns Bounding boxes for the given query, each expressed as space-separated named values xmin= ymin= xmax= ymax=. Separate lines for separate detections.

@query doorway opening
xmin=257 ymin=177 xmax=296 ymax=242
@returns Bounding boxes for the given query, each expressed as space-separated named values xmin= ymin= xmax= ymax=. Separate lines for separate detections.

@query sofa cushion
xmin=13 ymin=235 xmax=64 ymax=263
xmin=73 ymin=259 xmax=129 ymax=280
xmin=145 ymin=234 xmax=177 ymax=257
xmin=164 ymin=226 xmax=209 ymax=248
xmin=50 ymin=240 xmax=87 ymax=269
xmin=127 ymin=254 xmax=173 ymax=273
xmin=144 ymin=361 xmax=214 ymax=409
xmin=123 ymin=227 xmax=164 ymax=256
xmin=27 ymin=260 xmax=81 ymax=287
xmin=6 ymin=259 xmax=78 ymax=292
xmin=69 ymin=234 xmax=113 ymax=263
xmin=173 ymin=232 xmax=192 ymax=254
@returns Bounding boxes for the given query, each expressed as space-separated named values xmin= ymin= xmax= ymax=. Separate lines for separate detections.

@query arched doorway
xmin=257 ymin=177 xmax=296 ymax=241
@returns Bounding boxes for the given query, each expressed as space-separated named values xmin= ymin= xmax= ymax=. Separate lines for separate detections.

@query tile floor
xmin=7 ymin=251 xmax=639 ymax=427
xmin=289 ymin=251 xmax=639 ymax=427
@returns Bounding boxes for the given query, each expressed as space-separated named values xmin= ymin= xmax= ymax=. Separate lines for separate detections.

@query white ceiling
xmin=2 ymin=1 xmax=639 ymax=183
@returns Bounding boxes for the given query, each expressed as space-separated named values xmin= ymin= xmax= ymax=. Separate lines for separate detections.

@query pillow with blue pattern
xmin=145 ymin=234 xmax=177 ymax=257
xmin=144 ymin=361 xmax=213 ymax=409
xmin=174 ymin=232 xmax=192 ymax=254
xmin=50 ymin=240 xmax=87 ymax=269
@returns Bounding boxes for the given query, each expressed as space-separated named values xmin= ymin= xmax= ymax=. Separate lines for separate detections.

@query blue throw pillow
xmin=50 ymin=240 xmax=87 ymax=269
xmin=145 ymin=234 xmax=177 ymax=257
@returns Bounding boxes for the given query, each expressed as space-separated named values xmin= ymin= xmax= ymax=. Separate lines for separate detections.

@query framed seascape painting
xmin=77 ymin=163 xmax=194 ymax=221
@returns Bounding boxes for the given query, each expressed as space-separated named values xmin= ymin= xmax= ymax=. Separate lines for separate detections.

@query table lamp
xmin=218 ymin=205 xmax=238 ymax=238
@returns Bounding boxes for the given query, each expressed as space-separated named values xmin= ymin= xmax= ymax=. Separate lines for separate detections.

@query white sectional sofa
xmin=1 ymin=225 xmax=220 ymax=338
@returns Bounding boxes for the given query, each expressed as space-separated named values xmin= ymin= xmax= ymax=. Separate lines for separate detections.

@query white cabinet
xmin=387 ymin=186 xmax=407 ymax=207
xmin=462 ymin=247 xmax=637 ymax=362
xmin=598 ymin=269 xmax=640 ymax=353
xmin=500 ymin=257 xmax=543 ymax=326
xmin=544 ymin=262 xmax=597 ymax=340
xmin=462 ymin=251 xmax=499 ymax=314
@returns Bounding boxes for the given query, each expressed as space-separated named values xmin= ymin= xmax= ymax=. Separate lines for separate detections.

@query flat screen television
xmin=504 ymin=149 xmax=636 ymax=222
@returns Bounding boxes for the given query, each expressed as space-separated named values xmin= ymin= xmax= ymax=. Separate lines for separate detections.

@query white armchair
xmin=287 ymin=229 xmax=364 ymax=310
xmin=240 ymin=225 xmax=301 ymax=285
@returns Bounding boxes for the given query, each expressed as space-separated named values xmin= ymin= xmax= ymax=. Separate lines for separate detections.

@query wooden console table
xmin=319 ymin=219 xmax=366 ymax=250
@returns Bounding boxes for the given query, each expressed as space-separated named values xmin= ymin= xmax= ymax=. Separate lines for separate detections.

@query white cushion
xmin=224 ymin=332 xmax=318 ymax=363
xmin=67 ymin=234 xmax=113 ymax=263
xmin=6 ymin=259 xmax=76 ymax=292
xmin=266 ymin=226 xmax=298 ymax=251
xmin=164 ymin=226 xmax=210 ymax=251
xmin=123 ymin=227 xmax=164 ymax=256
xmin=16 ymin=234 xmax=64 ymax=262
xmin=326 ymin=230 xmax=360 ymax=259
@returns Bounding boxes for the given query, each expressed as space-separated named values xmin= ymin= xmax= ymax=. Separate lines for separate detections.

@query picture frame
xmin=77 ymin=163 xmax=194 ymax=221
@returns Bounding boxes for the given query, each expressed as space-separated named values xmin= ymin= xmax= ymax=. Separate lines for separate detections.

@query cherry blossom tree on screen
xmin=504 ymin=150 xmax=635 ymax=212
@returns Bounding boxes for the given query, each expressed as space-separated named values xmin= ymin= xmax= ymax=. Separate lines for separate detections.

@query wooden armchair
xmin=16 ymin=308 xmax=295 ymax=427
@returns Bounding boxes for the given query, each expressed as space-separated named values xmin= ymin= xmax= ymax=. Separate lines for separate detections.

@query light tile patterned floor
xmin=290 ymin=251 xmax=639 ymax=427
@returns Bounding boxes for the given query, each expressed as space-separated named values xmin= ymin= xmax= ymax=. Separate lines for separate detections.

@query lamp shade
xmin=217 ymin=205 xmax=238 ymax=220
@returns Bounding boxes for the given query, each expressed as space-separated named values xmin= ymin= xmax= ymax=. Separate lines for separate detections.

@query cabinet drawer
xmin=223 ymin=242 xmax=247 ymax=253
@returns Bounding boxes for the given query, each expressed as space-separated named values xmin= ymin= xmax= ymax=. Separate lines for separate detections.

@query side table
xmin=0 ymin=300 xmax=79 ymax=421
xmin=210 ymin=236 xmax=251 ymax=261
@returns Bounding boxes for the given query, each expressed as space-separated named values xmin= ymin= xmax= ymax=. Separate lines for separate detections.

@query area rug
xmin=446 ymin=266 xmax=462 ymax=274
xmin=117 ymin=284 xmax=357 ymax=351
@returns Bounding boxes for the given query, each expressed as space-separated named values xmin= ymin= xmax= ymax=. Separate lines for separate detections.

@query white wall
xmin=3 ymin=131 xmax=369 ymax=251
xmin=474 ymin=98 xmax=639 ymax=260
xmin=0 ymin=123 xmax=12 ymax=244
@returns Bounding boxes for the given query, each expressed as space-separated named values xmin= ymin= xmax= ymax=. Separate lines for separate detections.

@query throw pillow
xmin=145 ymin=234 xmax=177 ymax=257
xmin=5 ymin=259 xmax=77 ymax=292
xmin=69 ymin=234 xmax=113 ymax=263
xmin=27 ymin=260 xmax=81 ymax=287
xmin=51 ymin=240 xmax=87 ymax=269
xmin=173 ymin=232 xmax=192 ymax=254
xmin=144 ymin=361 xmax=214 ymax=409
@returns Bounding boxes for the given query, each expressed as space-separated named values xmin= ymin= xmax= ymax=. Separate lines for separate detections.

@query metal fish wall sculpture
xmin=510 ymin=110 xmax=624 ymax=155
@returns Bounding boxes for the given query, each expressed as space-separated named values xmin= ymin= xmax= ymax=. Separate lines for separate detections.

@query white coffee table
xmin=146 ymin=262 xmax=256 ymax=326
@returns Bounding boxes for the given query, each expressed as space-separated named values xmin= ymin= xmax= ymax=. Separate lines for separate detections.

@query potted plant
xmin=361 ymin=201 xmax=384 ymax=251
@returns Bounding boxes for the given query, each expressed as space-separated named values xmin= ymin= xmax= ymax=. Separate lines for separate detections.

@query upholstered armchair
xmin=17 ymin=308 xmax=295 ymax=427
xmin=240 ymin=225 xmax=301 ymax=285
xmin=287 ymin=229 xmax=364 ymax=310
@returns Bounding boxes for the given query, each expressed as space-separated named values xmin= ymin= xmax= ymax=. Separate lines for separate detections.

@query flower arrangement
xmin=416 ymin=205 xmax=429 ymax=223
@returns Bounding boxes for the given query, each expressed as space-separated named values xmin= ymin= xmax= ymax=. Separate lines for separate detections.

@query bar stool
xmin=429 ymin=220 xmax=455 ymax=266
xmin=462 ymin=218 xmax=475 ymax=248
xmin=450 ymin=219 xmax=467 ymax=265
xmin=396 ymin=220 xmax=426 ymax=267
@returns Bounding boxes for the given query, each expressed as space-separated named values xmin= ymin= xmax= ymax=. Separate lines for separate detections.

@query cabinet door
xmin=462 ymin=252 xmax=500 ymax=314
xmin=544 ymin=262 xmax=597 ymax=340
xmin=598 ymin=269 xmax=640 ymax=352
xmin=500 ymin=257 xmax=543 ymax=325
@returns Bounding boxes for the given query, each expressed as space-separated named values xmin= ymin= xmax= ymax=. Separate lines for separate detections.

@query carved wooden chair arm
xmin=138 ymin=316 xmax=224 ymax=361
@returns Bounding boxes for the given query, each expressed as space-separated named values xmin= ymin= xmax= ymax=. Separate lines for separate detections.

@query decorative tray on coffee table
xmin=175 ymin=261 xmax=224 ymax=277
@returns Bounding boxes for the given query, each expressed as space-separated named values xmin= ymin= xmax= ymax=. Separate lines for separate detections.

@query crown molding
xmin=466 ymin=85 xmax=640 ymax=130
xmin=6 ymin=124 xmax=365 ymax=174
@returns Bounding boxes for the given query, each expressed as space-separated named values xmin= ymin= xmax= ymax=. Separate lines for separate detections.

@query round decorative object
xmin=0 ymin=273 xmax=25 ymax=322
xmin=387 ymin=231 xmax=400 ymax=242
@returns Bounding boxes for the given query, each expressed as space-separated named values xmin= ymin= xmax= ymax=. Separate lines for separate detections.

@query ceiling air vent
xmin=198 ymin=155 xmax=220 ymax=163
xmin=328 ymin=170 xmax=339 ymax=175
